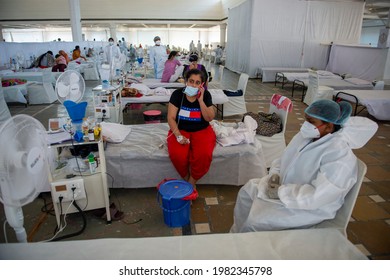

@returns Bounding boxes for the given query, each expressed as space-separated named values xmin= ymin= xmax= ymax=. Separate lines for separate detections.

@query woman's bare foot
xmin=188 ymin=176 xmax=197 ymax=190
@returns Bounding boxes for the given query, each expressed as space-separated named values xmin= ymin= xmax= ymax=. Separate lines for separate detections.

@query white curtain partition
xmin=225 ymin=0 xmax=252 ymax=74
xmin=0 ymin=41 xmax=108 ymax=67
xmin=326 ymin=44 xmax=388 ymax=81
xmin=226 ymin=0 xmax=364 ymax=78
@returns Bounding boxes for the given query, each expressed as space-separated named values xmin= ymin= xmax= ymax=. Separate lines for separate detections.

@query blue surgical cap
xmin=305 ymin=99 xmax=352 ymax=125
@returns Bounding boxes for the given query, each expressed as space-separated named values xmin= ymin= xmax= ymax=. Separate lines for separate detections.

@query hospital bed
xmin=275 ymin=70 xmax=341 ymax=89
xmin=294 ymin=77 xmax=375 ymax=101
xmin=0 ymin=229 xmax=366 ymax=260
xmin=2 ymin=82 xmax=31 ymax=104
xmin=0 ymin=71 xmax=57 ymax=104
xmin=261 ymin=67 xmax=308 ymax=82
xmin=105 ymin=123 xmax=267 ymax=188
xmin=136 ymin=78 xmax=185 ymax=89
xmin=121 ymin=88 xmax=229 ymax=119
xmin=334 ymin=90 xmax=390 ymax=121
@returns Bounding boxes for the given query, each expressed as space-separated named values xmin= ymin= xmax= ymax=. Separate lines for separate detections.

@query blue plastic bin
xmin=158 ymin=180 xmax=193 ymax=227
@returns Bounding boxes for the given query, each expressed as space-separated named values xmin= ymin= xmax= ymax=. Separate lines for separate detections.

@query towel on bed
xmin=210 ymin=116 xmax=257 ymax=147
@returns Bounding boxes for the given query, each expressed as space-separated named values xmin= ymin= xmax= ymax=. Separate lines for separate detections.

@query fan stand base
xmin=4 ymin=205 xmax=27 ymax=243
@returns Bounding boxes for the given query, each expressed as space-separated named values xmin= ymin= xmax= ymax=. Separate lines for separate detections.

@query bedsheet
xmin=0 ymin=229 xmax=367 ymax=260
xmin=334 ymin=90 xmax=390 ymax=121
xmin=2 ymin=82 xmax=30 ymax=104
xmin=105 ymin=123 xmax=267 ymax=188
xmin=140 ymin=78 xmax=185 ymax=89
xmin=121 ymin=89 xmax=229 ymax=109
xmin=279 ymin=71 xmax=342 ymax=82
xmin=0 ymin=87 xmax=11 ymax=122
xmin=261 ymin=67 xmax=308 ymax=82
xmin=295 ymin=78 xmax=374 ymax=90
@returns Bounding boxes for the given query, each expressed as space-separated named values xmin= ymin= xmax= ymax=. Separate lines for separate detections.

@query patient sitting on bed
xmin=167 ymin=69 xmax=216 ymax=190
xmin=161 ymin=51 xmax=184 ymax=83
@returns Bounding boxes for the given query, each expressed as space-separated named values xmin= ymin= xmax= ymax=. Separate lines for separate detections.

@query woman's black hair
xmin=185 ymin=68 xmax=206 ymax=83
xmin=168 ymin=51 xmax=178 ymax=60
xmin=322 ymin=121 xmax=341 ymax=133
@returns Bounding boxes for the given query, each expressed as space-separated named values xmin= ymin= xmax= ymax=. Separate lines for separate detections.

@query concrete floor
xmin=0 ymin=63 xmax=389 ymax=259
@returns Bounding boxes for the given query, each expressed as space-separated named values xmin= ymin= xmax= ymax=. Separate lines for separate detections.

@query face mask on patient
xmin=183 ymin=86 xmax=198 ymax=97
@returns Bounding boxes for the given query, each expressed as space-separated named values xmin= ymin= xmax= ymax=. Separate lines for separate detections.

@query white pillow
xmin=344 ymin=77 xmax=372 ymax=85
xmin=129 ymin=83 xmax=150 ymax=95
xmin=101 ymin=122 xmax=132 ymax=143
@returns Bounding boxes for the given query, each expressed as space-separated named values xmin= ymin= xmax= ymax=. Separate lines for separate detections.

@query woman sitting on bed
xmin=167 ymin=69 xmax=216 ymax=190
xmin=161 ymin=51 xmax=184 ymax=83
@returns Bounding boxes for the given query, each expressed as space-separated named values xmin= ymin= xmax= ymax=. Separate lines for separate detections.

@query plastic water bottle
xmin=88 ymin=154 xmax=97 ymax=174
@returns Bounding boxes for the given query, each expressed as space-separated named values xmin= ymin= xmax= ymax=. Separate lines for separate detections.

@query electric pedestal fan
xmin=0 ymin=115 xmax=49 ymax=242
xmin=56 ymin=70 xmax=86 ymax=104
xmin=55 ymin=70 xmax=89 ymax=171
xmin=55 ymin=70 xmax=87 ymax=133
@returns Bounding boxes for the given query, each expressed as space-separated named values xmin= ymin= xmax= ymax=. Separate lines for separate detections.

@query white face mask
xmin=155 ymin=40 xmax=161 ymax=45
xmin=300 ymin=121 xmax=321 ymax=139
xmin=184 ymin=86 xmax=199 ymax=97
xmin=109 ymin=42 xmax=114 ymax=46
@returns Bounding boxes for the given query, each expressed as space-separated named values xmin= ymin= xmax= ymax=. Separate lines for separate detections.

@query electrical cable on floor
xmin=50 ymin=199 xmax=87 ymax=242
xmin=50 ymin=191 xmax=87 ymax=242
xmin=39 ymin=194 xmax=55 ymax=216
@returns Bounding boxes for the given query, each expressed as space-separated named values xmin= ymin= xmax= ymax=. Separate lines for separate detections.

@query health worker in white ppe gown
xmin=149 ymin=36 xmax=168 ymax=79
xmin=231 ymin=99 xmax=378 ymax=232
xmin=104 ymin=37 xmax=121 ymax=65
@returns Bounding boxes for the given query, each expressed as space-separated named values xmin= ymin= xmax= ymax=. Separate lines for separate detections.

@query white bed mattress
xmin=294 ymin=78 xmax=374 ymax=90
xmin=141 ymin=78 xmax=185 ymax=89
xmin=105 ymin=123 xmax=267 ymax=188
xmin=334 ymin=90 xmax=390 ymax=120
xmin=121 ymin=89 xmax=229 ymax=109
xmin=280 ymin=71 xmax=342 ymax=82
xmin=261 ymin=67 xmax=308 ymax=82
xmin=0 ymin=229 xmax=367 ymax=260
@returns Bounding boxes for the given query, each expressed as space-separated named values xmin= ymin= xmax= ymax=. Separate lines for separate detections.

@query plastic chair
xmin=313 ymin=159 xmax=367 ymax=237
xmin=223 ymin=73 xmax=249 ymax=117
xmin=303 ymin=69 xmax=334 ymax=105
xmin=256 ymin=94 xmax=292 ymax=167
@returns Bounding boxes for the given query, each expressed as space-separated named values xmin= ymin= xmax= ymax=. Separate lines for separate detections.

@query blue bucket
xmin=157 ymin=180 xmax=193 ymax=227
xmin=64 ymin=100 xmax=87 ymax=122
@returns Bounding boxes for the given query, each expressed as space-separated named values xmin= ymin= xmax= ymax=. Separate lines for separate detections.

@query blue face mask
xmin=184 ymin=86 xmax=198 ymax=97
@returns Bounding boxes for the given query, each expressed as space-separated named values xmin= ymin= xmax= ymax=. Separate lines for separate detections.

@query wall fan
xmin=0 ymin=114 xmax=49 ymax=242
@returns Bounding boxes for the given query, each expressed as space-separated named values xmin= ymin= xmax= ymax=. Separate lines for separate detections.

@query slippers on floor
xmin=93 ymin=202 xmax=124 ymax=221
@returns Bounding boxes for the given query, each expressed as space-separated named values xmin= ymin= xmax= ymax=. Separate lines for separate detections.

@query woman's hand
xmin=176 ymin=135 xmax=190 ymax=145
xmin=189 ymin=63 xmax=196 ymax=70
xmin=197 ymin=83 xmax=205 ymax=101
